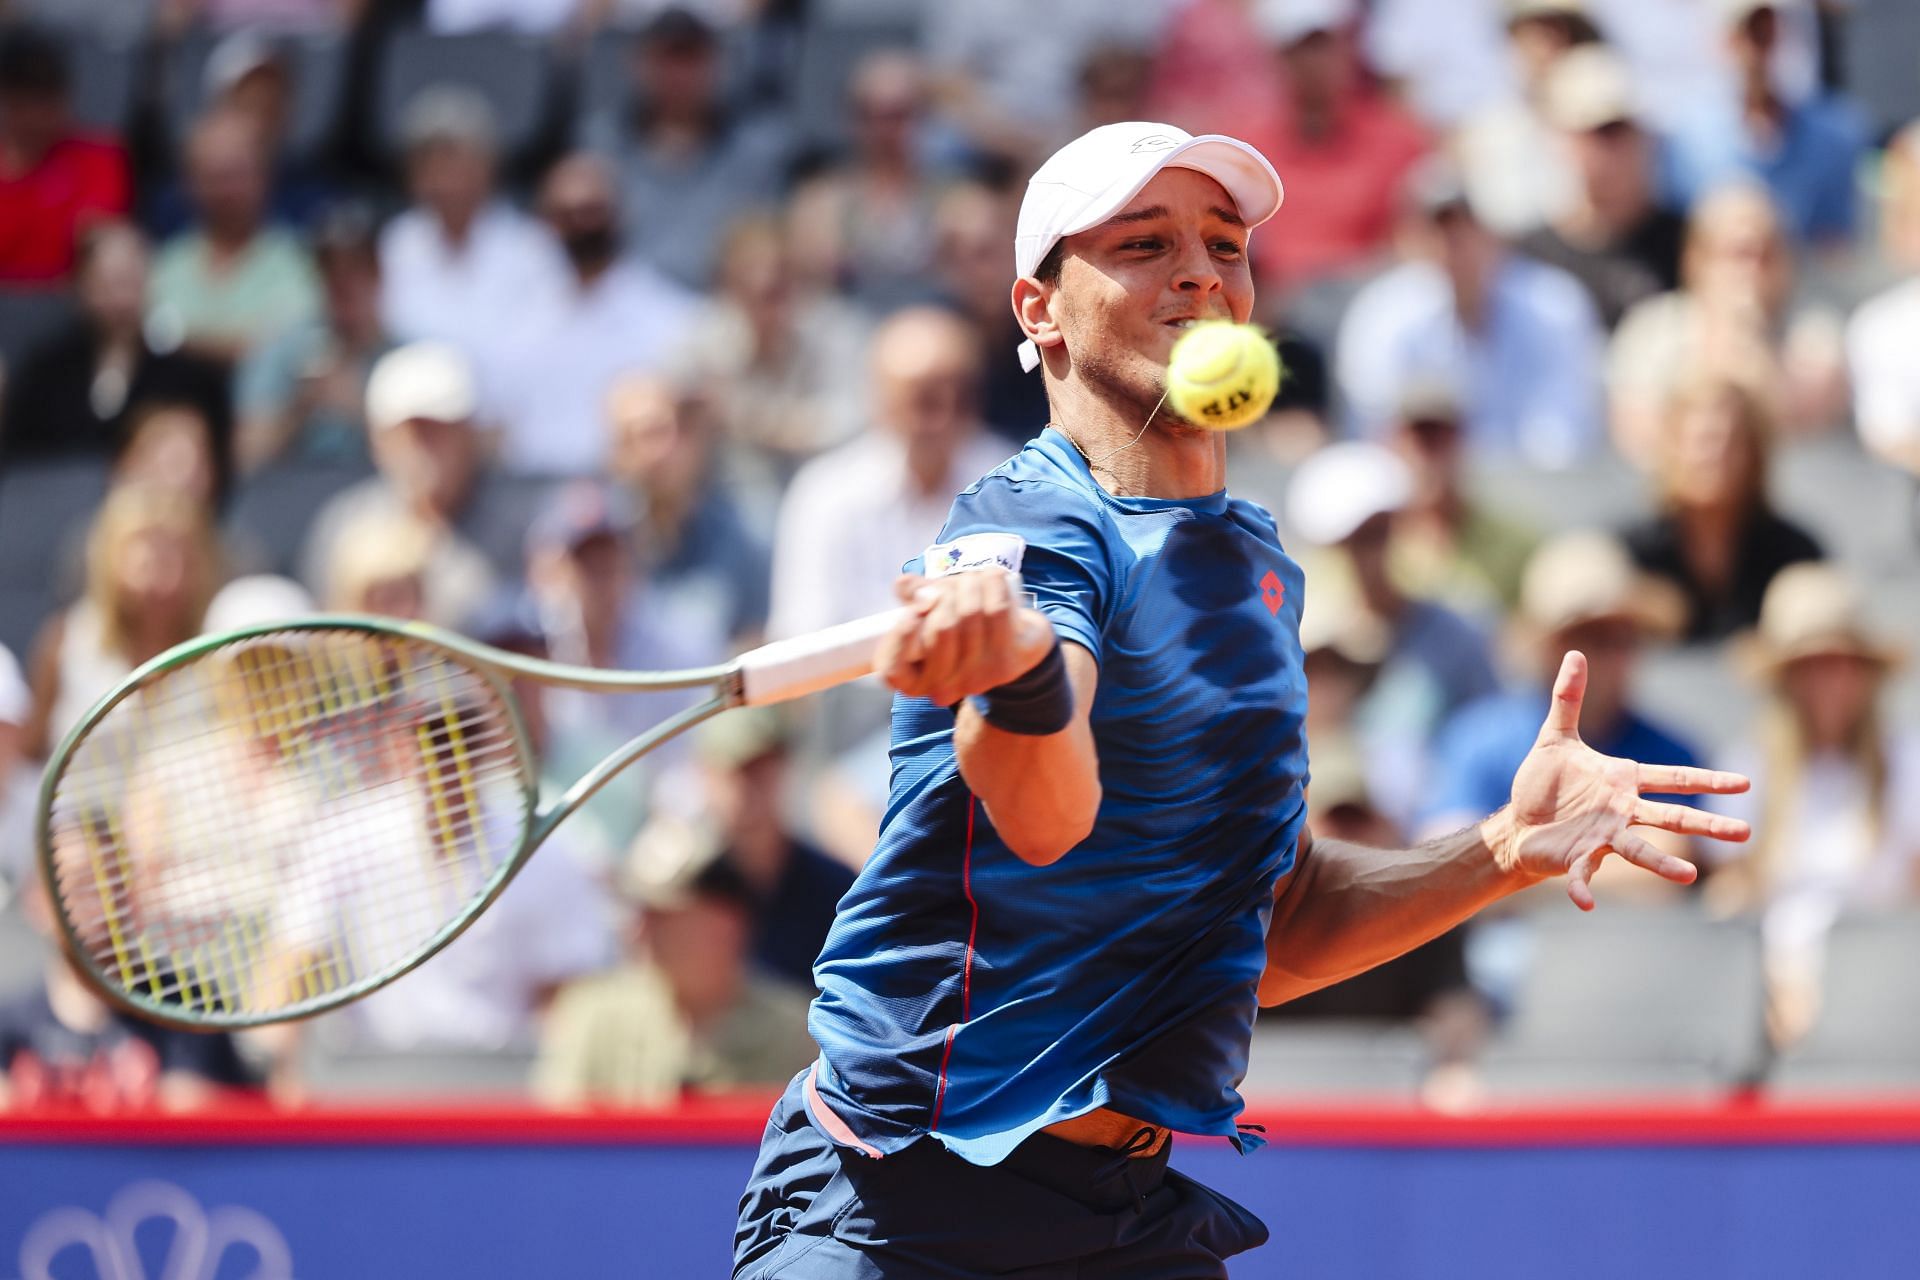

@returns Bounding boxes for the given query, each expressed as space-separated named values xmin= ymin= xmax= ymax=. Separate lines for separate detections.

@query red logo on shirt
xmin=1260 ymin=570 xmax=1284 ymax=615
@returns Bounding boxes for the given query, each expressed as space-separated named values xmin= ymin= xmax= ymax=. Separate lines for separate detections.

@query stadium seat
xmin=1633 ymin=641 xmax=1760 ymax=759
xmin=1244 ymin=1021 xmax=1429 ymax=1100
xmin=0 ymin=288 xmax=77 ymax=375
xmin=56 ymin=26 xmax=140 ymax=136
xmin=371 ymin=30 xmax=558 ymax=169
xmin=1772 ymin=435 xmax=1917 ymax=574
xmin=789 ymin=0 xmax=922 ymax=149
xmin=1840 ymin=0 xmax=1920 ymax=139
xmin=1770 ymin=911 xmax=1920 ymax=1093
xmin=223 ymin=459 xmax=376 ymax=579
xmin=1465 ymin=453 xmax=1653 ymax=537
xmin=0 ymin=459 xmax=109 ymax=658
xmin=1475 ymin=908 xmax=1767 ymax=1098
xmin=162 ymin=30 xmax=350 ymax=167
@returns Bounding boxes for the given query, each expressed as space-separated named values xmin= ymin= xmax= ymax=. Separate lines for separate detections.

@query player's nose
xmin=1169 ymin=237 xmax=1224 ymax=296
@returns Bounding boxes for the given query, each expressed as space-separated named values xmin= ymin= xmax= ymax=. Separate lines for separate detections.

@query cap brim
xmin=1058 ymin=134 xmax=1285 ymax=242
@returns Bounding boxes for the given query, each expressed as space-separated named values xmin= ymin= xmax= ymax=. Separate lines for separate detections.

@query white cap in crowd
xmin=1254 ymin=0 xmax=1357 ymax=47
xmin=1013 ymin=122 xmax=1284 ymax=371
xmin=1285 ymin=441 xmax=1414 ymax=546
xmin=204 ymin=575 xmax=318 ymax=634
xmin=366 ymin=342 xmax=479 ymax=433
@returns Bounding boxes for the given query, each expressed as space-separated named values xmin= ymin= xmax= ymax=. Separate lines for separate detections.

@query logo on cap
xmin=1129 ymin=134 xmax=1179 ymax=153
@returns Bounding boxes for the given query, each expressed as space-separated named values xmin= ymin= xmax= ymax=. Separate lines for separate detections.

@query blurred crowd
xmin=1 ymin=0 xmax=1918 ymax=1113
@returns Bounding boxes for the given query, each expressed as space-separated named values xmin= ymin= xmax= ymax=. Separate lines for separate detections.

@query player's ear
xmin=1012 ymin=275 xmax=1066 ymax=356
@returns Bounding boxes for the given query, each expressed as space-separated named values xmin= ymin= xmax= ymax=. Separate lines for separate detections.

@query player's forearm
xmin=1258 ymin=808 xmax=1539 ymax=1006
xmin=955 ymin=707 xmax=1100 ymax=866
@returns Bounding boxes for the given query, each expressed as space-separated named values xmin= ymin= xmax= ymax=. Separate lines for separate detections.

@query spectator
xmin=1072 ymin=42 xmax=1153 ymax=138
xmin=1608 ymin=183 xmax=1848 ymax=464
xmin=1335 ymin=158 xmax=1606 ymax=469
xmin=1451 ymin=0 xmax=1600 ymax=238
xmin=1141 ymin=0 xmax=1278 ymax=143
xmin=300 ymin=342 xmax=498 ymax=628
xmin=1420 ymin=530 xmax=1701 ymax=839
xmin=0 ymin=871 xmax=255 ymax=1112
xmin=667 ymin=211 xmax=869 ymax=480
xmin=523 ymin=480 xmax=726 ymax=747
xmin=1383 ymin=382 xmax=1539 ymax=614
xmin=490 ymin=152 xmax=700 ymax=475
xmin=234 ymin=206 xmax=394 ymax=471
xmin=927 ymin=0 xmax=1173 ymax=161
xmin=1622 ymin=372 xmax=1822 ymax=642
xmin=112 ymin=400 xmax=224 ymax=512
xmin=322 ymin=508 xmax=437 ymax=618
xmin=1666 ymin=0 xmax=1867 ymax=246
xmin=1845 ymin=123 xmax=1920 ymax=475
xmin=604 ymin=371 xmax=771 ymax=646
xmin=767 ymin=306 xmax=1012 ymax=640
xmin=1243 ymin=0 xmax=1430 ymax=294
xmin=1705 ymin=563 xmax=1919 ymax=1046
xmin=378 ymin=86 xmax=569 ymax=386
xmin=1516 ymin=45 xmax=1686 ymax=329
xmin=0 ymin=23 xmax=129 ymax=285
xmin=1286 ymin=441 xmax=1502 ymax=823
xmin=681 ymin=708 xmax=854 ymax=990
xmin=0 ymin=222 xmax=231 ymax=476
xmin=147 ymin=108 xmax=322 ymax=364
xmin=149 ymin=32 xmax=337 ymax=239
xmin=928 ymin=180 xmax=1049 ymax=442
xmin=580 ymin=7 xmax=794 ymax=291
xmin=534 ymin=826 xmax=813 ymax=1107
xmin=22 ymin=485 xmax=220 ymax=759
xmin=787 ymin=51 xmax=955 ymax=312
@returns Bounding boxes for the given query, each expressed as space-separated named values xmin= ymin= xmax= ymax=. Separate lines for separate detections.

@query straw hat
xmin=1516 ymin=531 xmax=1684 ymax=639
xmin=1747 ymin=562 xmax=1903 ymax=677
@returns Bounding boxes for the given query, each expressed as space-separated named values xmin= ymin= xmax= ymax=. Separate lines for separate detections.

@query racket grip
xmin=736 ymin=607 xmax=906 ymax=706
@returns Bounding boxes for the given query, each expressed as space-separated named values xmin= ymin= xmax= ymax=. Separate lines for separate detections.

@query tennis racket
xmin=35 ymin=607 xmax=911 ymax=1030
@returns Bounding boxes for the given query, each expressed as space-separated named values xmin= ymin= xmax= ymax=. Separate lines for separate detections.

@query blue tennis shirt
xmin=807 ymin=428 xmax=1311 ymax=1167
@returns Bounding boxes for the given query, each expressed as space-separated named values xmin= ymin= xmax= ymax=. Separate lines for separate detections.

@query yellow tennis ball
xmin=1165 ymin=321 xmax=1282 ymax=431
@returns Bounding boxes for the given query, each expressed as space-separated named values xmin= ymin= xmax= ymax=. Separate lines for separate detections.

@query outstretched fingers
xmin=1634 ymin=763 xmax=1751 ymax=796
xmin=1611 ymin=830 xmax=1699 ymax=886
xmin=1630 ymin=799 xmax=1750 ymax=843
xmin=1540 ymin=650 xmax=1589 ymax=742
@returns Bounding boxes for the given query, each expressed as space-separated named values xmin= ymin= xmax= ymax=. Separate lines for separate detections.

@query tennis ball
xmin=1165 ymin=321 xmax=1282 ymax=431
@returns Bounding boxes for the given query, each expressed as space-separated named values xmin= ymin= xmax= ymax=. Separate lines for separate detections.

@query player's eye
xmin=1122 ymin=238 xmax=1164 ymax=252
xmin=1213 ymin=240 xmax=1245 ymax=257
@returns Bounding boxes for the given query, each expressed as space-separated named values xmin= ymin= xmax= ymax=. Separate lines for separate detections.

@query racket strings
xmin=44 ymin=631 xmax=531 ymax=1022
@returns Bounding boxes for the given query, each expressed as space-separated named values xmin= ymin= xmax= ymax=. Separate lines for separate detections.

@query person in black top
xmin=1516 ymin=46 xmax=1685 ymax=330
xmin=0 ymin=221 xmax=232 ymax=499
xmin=1622 ymin=371 xmax=1822 ymax=642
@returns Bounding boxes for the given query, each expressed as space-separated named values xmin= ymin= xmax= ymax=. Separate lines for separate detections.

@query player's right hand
xmin=876 ymin=570 xmax=1057 ymax=709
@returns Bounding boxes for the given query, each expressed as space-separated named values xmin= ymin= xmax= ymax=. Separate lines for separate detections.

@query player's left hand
xmin=1491 ymin=650 xmax=1751 ymax=911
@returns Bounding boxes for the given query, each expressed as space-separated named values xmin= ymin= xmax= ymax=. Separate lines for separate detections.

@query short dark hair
xmin=1033 ymin=240 xmax=1066 ymax=285
xmin=0 ymin=24 xmax=69 ymax=99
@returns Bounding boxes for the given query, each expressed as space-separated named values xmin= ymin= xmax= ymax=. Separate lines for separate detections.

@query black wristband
xmin=965 ymin=640 xmax=1074 ymax=735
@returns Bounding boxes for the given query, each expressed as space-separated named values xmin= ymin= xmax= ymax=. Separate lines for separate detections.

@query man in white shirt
xmin=1336 ymin=157 xmax=1605 ymax=470
xmin=377 ymin=85 xmax=569 ymax=402
xmin=489 ymin=152 xmax=702 ymax=475
xmin=767 ymin=306 xmax=1012 ymax=641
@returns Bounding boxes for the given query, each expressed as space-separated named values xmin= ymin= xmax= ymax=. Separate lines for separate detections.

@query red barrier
xmin=10 ymin=1094 xmax=1920 ymax=1147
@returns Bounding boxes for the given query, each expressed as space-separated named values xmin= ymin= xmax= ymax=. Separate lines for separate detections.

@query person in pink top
xmin=1242 ymin=0 xmax=1429 ymax=295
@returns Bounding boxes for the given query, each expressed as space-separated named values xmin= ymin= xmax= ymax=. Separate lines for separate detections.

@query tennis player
xmin=733 ymin=122 xmax=1752 ymax=1278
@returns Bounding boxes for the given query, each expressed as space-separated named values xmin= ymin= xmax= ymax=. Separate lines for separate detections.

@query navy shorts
xmin=733 ymin=1071 xmax=1269 ymax=1279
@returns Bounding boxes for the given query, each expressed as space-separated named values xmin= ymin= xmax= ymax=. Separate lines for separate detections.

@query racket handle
xmin=735 ymin=607 xmax=905 ymax=706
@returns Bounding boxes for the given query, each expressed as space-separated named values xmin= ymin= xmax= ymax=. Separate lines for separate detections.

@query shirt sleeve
xmin=927 ymin=475 xmax=1115 ymax=661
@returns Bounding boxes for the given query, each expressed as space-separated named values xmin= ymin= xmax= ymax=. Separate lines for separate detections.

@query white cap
xmin=1254 ymin=0 xmax=1357 ymax=46
xmin=205 ymin=574 xmax=317 ymax=634
xmin=0 ymin=642 xmax=27 ymax=727
xmin=366 ymin=342 xmax=478 ymax=432
xmin=1284 ymin=441 xmax=1413 ymax=546
xmin=1014 ymin=122 xmax=1284 ymax=372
